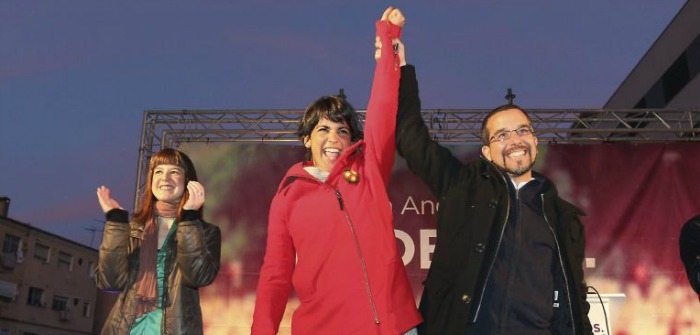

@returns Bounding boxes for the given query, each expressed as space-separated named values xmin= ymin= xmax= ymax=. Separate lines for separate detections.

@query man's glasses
xmin=489 ymin=126 xmax=534 ymax=143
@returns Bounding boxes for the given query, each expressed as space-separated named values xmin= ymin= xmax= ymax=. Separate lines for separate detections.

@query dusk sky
xmin=0 ymin=1 xmax=686 ymax=248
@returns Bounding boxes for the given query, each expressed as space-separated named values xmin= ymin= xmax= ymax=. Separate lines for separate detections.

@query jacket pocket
xmin=421 ymin=275 xmax=454 ymax=333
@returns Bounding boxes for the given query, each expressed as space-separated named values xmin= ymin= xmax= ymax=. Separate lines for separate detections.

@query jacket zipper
xmin=162 ymin=258 xmax=169 ymax=335
xmin=161 ymin=222 xmax=170 ymax=335
xmin=472 ymin=162 xmax=511 ymax=322
xmin=160 ymin=218 xmax=177 ymax=335
xmin=290 ymin=175 xmax=381 ymax=325
xmin=541 ymin=194 xmax=577 ymax=335
xmin=334 ymin=189 xmax=381 ymax=325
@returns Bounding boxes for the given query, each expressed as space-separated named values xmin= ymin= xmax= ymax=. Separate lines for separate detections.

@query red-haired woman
xmin=95 ymin=148 xmax=221 ymax=335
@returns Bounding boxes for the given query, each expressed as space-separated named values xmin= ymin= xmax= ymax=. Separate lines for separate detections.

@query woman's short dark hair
xmin=297 ymin=95 xmax=363 ymax=159
xmin=480 ymin=103 xmax=531 ymax=145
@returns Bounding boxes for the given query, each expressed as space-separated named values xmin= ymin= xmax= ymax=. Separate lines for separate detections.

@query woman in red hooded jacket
xmin=251 ymin=7 xmax=421 ymax=335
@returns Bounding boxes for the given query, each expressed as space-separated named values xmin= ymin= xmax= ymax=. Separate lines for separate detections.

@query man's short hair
xmin=480 ymin=104 xmax=532 ymax=145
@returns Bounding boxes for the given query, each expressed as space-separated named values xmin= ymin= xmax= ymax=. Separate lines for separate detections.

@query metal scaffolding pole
xmin=133 ymin=108 xmax=700 ymax=207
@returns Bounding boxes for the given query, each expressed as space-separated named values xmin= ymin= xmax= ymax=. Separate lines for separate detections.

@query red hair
xmin=133 ymin=148 xmax=200 ymax=224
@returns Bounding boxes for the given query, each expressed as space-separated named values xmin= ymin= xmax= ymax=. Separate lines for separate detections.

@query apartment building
xmin=0 ymin=200 xmax=98 ymax=335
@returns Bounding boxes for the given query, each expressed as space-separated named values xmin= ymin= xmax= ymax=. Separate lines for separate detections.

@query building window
xmin=57 ymin=251 xmax=72 ymax=270
xmin=0 ymin=280 xmax=17 ymax=300
xmin=635 ymin=34 xmax=700 ymax=109
xmin=2 ymin=234 xmax=20 ymax=254
xmin=686 ymin=34 xmax=700 ymax=78
xmin=52 ymin=295 xmax=69 ymax=311
xmin=34 ymin=243 xmax=50 ymax=263
xmin=661 ymin=54 xmax=690 ymax=103
xmin=83 ymin=301 xmax=91 ymax=318
xmin=88 ymin=261 xmax=96 ymax=278
xmin=27 ymin=287 xmax=44 ymax=307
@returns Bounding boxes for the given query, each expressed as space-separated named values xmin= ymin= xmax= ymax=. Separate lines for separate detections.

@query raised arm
xmin=363 ymin=7 xmax=404 ymax=186
xmin=172 ymin=181 xmax=221 ymax=286
xmin=95 ymin=211 xmax=132 ymax=290
xmin=395 ymin=64 xmax=468 ymax=198
xmin=176 ymin=213 xmax=221 ymax=287
xmin=93 ymin=186 xmax=132 ymax=290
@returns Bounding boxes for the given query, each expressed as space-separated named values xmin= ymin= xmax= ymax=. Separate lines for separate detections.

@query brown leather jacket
xmin=95 ymin=209 xmax=221 ymax=335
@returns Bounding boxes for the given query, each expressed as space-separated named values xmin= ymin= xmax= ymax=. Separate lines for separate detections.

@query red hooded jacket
xmin=251 ymin=20 xmax=422 ymax=335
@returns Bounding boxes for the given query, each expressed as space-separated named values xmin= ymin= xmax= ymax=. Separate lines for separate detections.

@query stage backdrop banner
xmin=179 ymin=142 xmax=700 ymax=335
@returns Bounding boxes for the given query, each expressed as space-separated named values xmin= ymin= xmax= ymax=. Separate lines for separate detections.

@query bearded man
xmin=395 ymin=63 xmax=593 ymax=335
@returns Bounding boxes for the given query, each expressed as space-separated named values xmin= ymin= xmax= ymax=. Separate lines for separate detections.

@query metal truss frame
xmin=133 ymin=108 xmax=700 ymax=207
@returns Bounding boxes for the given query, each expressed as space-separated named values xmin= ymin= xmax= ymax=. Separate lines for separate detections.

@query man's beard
xmin=499 ymin=144 xmax=535 ymax=177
